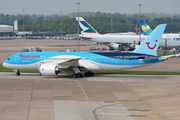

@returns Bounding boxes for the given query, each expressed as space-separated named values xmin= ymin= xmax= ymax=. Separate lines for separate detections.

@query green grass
xmin=89 ymin=71 xmax=180 ymax=75
xmin=1 ymin=63 xmax=180 ymax=75
xmin=158 ymin=53 xmax=175 ymax=56
xmin=0 ymin=63 xmax=38 ymax=73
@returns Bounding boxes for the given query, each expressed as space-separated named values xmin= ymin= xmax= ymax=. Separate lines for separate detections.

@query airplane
xmin=3 ymin=24 xmax=176 ymax=78
xmin=76 ymin=17 xmax=141 ymax=50
xmin=140 ymin=20 xmax=153 ymax=35
xmin=140 ymin=19 xmax=180 ymax=47
xmin=76 ymin=17 xmax=180 ymax=50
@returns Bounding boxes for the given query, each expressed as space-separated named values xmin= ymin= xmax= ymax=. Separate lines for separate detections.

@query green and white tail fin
xmin=75 ymin=17 xmax=99 ymax=34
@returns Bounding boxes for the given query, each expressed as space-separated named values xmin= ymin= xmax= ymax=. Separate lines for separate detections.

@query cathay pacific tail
xmin=75 ymin=17 xmax=99 ymax=34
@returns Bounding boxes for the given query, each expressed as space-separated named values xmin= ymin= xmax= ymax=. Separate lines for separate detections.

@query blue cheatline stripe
xmin=5 ymin=52 xmax=161 ymax=66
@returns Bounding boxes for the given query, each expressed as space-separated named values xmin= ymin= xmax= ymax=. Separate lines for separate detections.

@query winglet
xmin=140 ymin=20 xmax=153 ymax=35
xmin=75 ymin=17 xmax=99 ymax=34
xmin=133 ymin=24 xmax=167 ymax=56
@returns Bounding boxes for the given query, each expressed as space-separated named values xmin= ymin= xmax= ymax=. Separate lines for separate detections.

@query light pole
xmin=111 ymin=9 xmax=113 ymax=33
xmin=76 ymin=2 xmax=80 ymax=52
xmin=138 ymin=4 xmax=142 ymax=45
xmin=23 ymin=9 xmax=24 ymax=37
xmin=61 ymin=9 xmax=63 ymax=36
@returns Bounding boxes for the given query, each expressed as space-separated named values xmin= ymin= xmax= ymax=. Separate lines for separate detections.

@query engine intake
xmin=111 ymin=43 xmax=121 ymax=49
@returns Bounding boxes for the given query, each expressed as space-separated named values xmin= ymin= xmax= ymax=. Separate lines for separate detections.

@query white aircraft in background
xmin=140 ymin=19 xmax=180 ymax=48
xmin=76 ymin=17 xmax=180 ymax=50
xmin=76 ymin=17 xmax=141 ymax=50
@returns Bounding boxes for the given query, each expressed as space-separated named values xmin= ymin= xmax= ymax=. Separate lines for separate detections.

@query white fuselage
xmin=81 ymin=33 xmax=180 ymax=48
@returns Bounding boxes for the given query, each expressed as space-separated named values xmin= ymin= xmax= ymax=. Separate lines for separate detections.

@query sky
xmin=0 ymin=0 xmax=180 ymax=15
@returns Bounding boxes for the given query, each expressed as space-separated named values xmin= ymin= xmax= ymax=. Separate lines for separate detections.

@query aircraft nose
xmin=2 ymin=62 xmax=7 ymax=68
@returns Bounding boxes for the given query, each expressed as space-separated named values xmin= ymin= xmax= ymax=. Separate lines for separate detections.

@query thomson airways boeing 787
xmin=76 ymin=17 xmax=180 ymax=50
xmin=3 ymin=24 xmax=174 ymax=78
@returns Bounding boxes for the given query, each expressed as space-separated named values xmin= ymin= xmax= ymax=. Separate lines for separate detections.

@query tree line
xmin=0 ymin=12 xmax=180 ymax=34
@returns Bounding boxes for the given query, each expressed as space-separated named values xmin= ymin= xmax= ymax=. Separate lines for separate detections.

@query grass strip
xmin=90 ymin=71 xmax=180 ymax=75
xmin=158 ymin=53 xmax=175 ymax=56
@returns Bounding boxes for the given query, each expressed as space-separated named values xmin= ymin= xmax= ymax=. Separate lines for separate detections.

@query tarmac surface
xmin=0 ymin=39 xmax=180 ymax=120
xmin=0 ymin=73 xmax=180 ymax=120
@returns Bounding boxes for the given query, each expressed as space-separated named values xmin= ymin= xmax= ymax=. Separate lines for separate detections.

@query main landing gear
xmin=72 ymin=71 xmax=94 ymax=78
xmin=72 ymin=73 xmax=83 ymax=78
xmin=15 ymin=70 xmax=20 ymax=76
xmin=84 ymin=71 xmax=94 ymax=77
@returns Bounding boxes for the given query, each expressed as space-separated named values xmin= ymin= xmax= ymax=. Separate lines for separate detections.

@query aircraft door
xmin=15 ymin=56 xmax=19 ymax=63
xmin=40 ymin=56 xmax=45 ymax=63
xmin=124 ymin=56 xmax=129 ymax=64
xmin=90 ymin=56 xmax=95 ymax=63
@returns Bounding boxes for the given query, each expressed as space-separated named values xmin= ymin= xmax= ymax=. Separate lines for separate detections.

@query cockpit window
xmin=7 ymin=58 xmax=10 ymax=60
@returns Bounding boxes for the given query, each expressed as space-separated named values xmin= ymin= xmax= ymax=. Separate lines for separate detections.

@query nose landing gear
xmin=14 ymin=70 xmax=20 ymax=76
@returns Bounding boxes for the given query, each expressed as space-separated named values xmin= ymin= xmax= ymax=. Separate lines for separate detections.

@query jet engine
xmin=129 ymin=43 xmax=140 ymax=49
xmin=38 ymin=63 xmax=61 ymax=76
xmin=111 ymin=43 xmax=121 ymax=49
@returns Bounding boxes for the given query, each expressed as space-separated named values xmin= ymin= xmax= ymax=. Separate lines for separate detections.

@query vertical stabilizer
xmin=133 ymin=21 xmax=140 ymax=35
xmin=133 ymin=24 xmax=166 ymax=56
xmin=140 ymin=20 xmax=153 ymax=35
xmin=75 ymin=17 xmax=99 ymax=34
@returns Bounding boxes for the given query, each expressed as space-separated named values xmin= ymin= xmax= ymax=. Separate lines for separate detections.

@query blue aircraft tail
xmin=133 ymin=24 xmax=166 ymax=56
xmin=75 ymin=17 xmax=99 ymax=34
xmin=140 ymin=20 xmax=153 ymax=35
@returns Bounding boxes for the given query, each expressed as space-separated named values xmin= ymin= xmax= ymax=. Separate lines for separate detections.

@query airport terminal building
xmin=0 ymin=25 xmax=13 ymax=36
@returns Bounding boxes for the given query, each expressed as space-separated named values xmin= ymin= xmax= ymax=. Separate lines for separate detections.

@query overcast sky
xmin=1 ymin=0 xmax=180 ymax=15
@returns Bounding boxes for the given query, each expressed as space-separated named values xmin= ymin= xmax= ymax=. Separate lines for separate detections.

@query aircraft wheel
xmin=84 ymin=71 xmax=94 ymax=76
xmin=15 ymin=73 xmax=20 ymax=76
xmin=77 ymin=73 xmax=82 ymax=78
xmin=15 ymin=70 xmax=20 ymax=76
xmin=90 ymin=72 xmax=94 ymax=76
xmin=72 ymin=74 xmax=77 ymax=78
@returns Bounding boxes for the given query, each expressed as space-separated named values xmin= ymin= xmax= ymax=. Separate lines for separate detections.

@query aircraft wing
xmin=57 ymin=58 xmax=82 ymax=68
xmin=161 ymin=54 xmax=180 ymax=60
xmin=56 ymin=57 xmax=100 ymax=73
xmin=141 ymin=54 xmax=180 ymax=61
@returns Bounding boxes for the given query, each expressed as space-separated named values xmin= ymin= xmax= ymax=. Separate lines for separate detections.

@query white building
xmin=0 ymin=25 xmax=13 ymax=36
